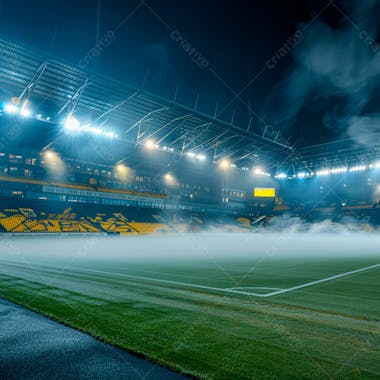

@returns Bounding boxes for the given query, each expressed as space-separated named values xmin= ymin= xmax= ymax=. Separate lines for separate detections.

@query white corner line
xmin=263 ymin=263 xmax=380 ymax=297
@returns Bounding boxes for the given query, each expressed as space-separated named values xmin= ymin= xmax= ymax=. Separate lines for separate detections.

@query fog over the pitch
xmin=1 ymin=229 xmax=379 ymax=265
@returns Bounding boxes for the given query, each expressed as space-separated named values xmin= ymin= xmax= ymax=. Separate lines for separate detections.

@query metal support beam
xmin=57 ymin=79 xmax=90 ymax=116
xmin=18 ymin=62 xmax=48 ymax=102
xmin=123 ymin=106 xmax=169 ymax=137
xmin=94 ymin=90 xmax=139 ymax=123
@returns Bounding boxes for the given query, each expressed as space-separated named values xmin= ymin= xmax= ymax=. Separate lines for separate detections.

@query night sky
xmin=1 ymin=0 xmax=379 ymax=147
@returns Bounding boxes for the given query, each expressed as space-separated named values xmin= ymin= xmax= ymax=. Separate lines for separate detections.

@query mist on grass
xmin=0 ymin=227 xmax=379 ymax=268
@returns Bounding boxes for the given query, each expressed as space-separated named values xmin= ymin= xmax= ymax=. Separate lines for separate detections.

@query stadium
xmin=0 ymin=1 xmax=379 ymax=379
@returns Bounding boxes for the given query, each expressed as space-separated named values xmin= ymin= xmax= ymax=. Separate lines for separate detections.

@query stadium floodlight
xmin=331 ymin=167 xmax=347 ymax=174
xmin=4 ymin=103 xmax=18 ymax=114
xmin=219 ymin=159 xmax=231 ymax=170
xmin=44 ymin=150 xmax=55 ymax=160
xmin=3 ymin=99 xmax=31 ymax=118
xmin=164 ymin=173 xmax=176 ymax=185
xmin=253 ymin=166 xmax=271 ymax=176
xmin=63 ymin=117 xmax=117 ymax=139
xmin=144 ymin=139 xmax=157 ymax=150
xmin=43 ymin=150 xmax=61 ymax=166
xmin=186 ymin=152 xmax=205 ymax=161
xmin=19 ymin=108 xmax=32 ymax=118
xmin=316 ymin=168 xmax=331 ymax=176
xmin=372 ymin=161 xmax=380 ymax=169
xmin=275 ymin=173 xmax=287 ymax=179
xmin=316 ymin=166 xmax=347 ymax=176
xmin=64 ymin=116 xmax=80 ymax=131
xmin=297 ymin=172 xmax=306 ymax=179
xmin=115 ymin=163 xmax=130 ymax=180
xmin=42 ymin=150 xmax=66 ymax=175
xmin=349 ymin=165 xmax=367 ymax=172
xmin=115 ymin=163 xmax=127 ymax=173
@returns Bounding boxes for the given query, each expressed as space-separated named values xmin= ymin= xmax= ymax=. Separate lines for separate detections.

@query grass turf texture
xmin=0 ymin=236 xmax=379 ymax=379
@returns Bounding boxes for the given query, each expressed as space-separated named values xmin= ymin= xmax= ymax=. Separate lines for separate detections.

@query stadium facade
xmin=0 ymin=38 xmax=380 ymax=233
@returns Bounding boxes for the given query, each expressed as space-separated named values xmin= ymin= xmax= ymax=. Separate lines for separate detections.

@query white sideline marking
xmin=0 ymin=260 xmax=379 ymax=298
xmin=0 ymin=260 xmax=267 ymax=297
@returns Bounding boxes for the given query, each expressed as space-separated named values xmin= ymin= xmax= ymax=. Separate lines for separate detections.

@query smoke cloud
xmin=262 ymin=0 xmax=380 ymax=146
xmin=265 ymin=214 xmax=374 ymax=233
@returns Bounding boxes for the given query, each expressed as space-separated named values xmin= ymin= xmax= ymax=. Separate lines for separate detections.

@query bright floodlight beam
xmin=144 ymin=139 xmax=156 ymax=150
xmin=115 ymin=163 xmax=128 ymax=174
xmin=219 ymin=159 xmax=231 ymax=170
xmin=42 ymin=150 xmax=66 ymax=178
xmin=115 ymin=163 xmax=130 ymax=181
xmin=4 ymin=103 xmax=18 ymax=114
xmin=43 ymin=150 xmax=58 ymax=162
xmin=164 ymin=173 xmax=176 ymax=185
xmin=297 ymin=172 xmax=306 ymax=179
xmin=19 ymin=108 xmax=32 ymax=118
xmin=64 ymin=117 xmax=117 ymax=139
xmin=64 ymin=116 xmax=80 ymax=131
xmin=187 ymin=152 xmax=206 ymax=161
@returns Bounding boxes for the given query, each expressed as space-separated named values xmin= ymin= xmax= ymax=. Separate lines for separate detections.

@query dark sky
xmin=0 ymin=0 xmax=379 ymax=147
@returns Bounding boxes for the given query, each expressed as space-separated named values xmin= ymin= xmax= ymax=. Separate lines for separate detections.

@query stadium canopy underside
xmin=0 ymin=38 xmax=379 ymax=174
xmin=291 ymin=140 xmax=380 ymax=173
xmin=0 ymin=39 xmax=293 ymax=170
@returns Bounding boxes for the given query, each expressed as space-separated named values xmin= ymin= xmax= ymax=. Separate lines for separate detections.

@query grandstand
xmin=0 ymin=198 xmax=256 ymax=234
xmin=0 ymin=38 xmax=285 ymax=236
xmin=0 ymin=37 xmax=379 ymax=232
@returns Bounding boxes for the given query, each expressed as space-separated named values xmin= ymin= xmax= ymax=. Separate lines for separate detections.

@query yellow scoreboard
xmin=254 ymin=187 xmax=276 ymax=198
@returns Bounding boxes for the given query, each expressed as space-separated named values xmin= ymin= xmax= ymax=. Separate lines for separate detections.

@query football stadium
xmin=0 ymin=1 xmax=379 ymax=379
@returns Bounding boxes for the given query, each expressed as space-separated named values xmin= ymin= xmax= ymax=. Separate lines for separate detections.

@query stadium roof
xmin=1 ymin=38 xmax=379 ymax=174
xmin=290 ymin=139 xmax=380 ymax=172
xmin=0 ymin=38 xmax=296 ymax=171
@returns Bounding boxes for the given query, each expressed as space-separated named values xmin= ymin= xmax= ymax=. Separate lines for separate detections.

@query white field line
xmin=262 ymin=263 xmax=380 ymax=297
xmin=0 ymin=259 xmax=379 ymax=298
xmin=0 ymin=260 xmax=267 ymax=297
xmin=225 ymin=287 xmax=283 ymax=291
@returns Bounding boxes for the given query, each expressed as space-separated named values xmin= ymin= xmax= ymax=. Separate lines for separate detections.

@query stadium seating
xmin=0 ymin=199 xmax=256 ymax=234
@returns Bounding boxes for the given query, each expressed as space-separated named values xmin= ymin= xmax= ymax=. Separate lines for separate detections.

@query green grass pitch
xmin=0 ymin=234 xmax=379 ymax=379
